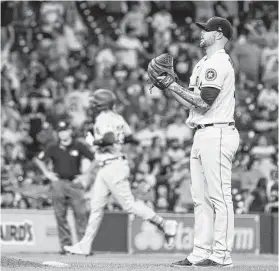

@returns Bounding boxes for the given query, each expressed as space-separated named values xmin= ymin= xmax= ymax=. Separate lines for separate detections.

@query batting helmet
xmin=89 ymin=89 xmax=116 ymax=113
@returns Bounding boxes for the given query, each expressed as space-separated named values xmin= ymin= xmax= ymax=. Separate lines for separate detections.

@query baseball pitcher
xmin=148 ymin=17 xmax=239 ymax=268
xmin=64 ymin=89 xmax=177 ymax=255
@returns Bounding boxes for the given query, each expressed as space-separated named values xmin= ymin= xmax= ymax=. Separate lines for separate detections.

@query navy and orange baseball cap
xmin=195 ymin=17 xmax=233 ymax=40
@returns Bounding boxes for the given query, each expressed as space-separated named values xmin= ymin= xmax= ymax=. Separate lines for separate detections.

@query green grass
xmin=1 ymin=253 xmax=278 ymax=271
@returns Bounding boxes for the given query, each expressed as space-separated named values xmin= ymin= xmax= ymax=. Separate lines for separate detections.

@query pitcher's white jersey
xmin=93 ymin=111 xmax=132 ymax=161
xmin=186 ymin=49 xmax=235 ymax=128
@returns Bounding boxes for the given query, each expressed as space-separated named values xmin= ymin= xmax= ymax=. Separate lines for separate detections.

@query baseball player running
xmin=148 ymin=17 xmax=239 ymax=268
xmin=64 ymin=89 xmax=177 ymax=255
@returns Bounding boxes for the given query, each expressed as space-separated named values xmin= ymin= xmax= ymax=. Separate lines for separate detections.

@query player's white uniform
xmin=77 ymin=110 xmax=157 ymax=254
xmin=187 ymin=49 xmax=239 ymax=265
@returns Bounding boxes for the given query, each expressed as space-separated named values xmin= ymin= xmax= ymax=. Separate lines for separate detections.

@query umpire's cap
xmin=89 ymin=89 xmax=116 ymax=111
xmin=57 ymin=119 xmax=71 ymax=131
xmin=195 ymin=17 xmax=233 ymax=40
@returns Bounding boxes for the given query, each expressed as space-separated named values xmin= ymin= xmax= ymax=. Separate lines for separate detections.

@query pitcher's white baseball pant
xmin=188 ymin=125 xmax=239 ymax=265
xmin=78 ymin=159 xmax=156 ymax=254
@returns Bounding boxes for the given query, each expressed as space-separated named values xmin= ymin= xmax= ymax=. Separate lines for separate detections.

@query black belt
xmin=61 ymin=177 xmax=75 ymax=181
xmin=99 ymin=156 xmax=126 ymax=167
xmin=195 ymin=122 xmax=235 ymax=130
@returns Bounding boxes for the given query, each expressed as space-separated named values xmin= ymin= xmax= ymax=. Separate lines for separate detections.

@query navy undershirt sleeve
xmin=200 ymin=87 xmax=221 ymax=106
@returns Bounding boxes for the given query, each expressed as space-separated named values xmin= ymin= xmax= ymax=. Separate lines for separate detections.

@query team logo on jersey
xmin=205 ymin=69 xmax=217 ymax=81
xmin=70 ymin=150 xmax=79 ymax=156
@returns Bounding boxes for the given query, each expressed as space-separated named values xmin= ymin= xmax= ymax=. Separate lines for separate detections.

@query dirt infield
xmin=1 ymin=253 xmax=278 ymax=271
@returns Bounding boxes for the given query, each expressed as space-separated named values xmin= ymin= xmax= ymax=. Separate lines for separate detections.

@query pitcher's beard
xmin=200 ymin=37 xmax=215 ymax=48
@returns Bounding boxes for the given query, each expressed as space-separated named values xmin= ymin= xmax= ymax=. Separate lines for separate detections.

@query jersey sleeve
xmin=189 ymin=58 xmax=205 ymax=89
xmin=94 ymin=114 xmax=132 ymax=145
xmin=202 ymin=60 xmax=227 ymax=90
xmin=189 ymin=74 xmax=196 ymax=89
xmin=77 ymin=141 xmax=95 ymax=160
xmin=189 ymin=63 xmax=199 ymax=89
xmin=94 ymin=117 xmax=114 ymax=141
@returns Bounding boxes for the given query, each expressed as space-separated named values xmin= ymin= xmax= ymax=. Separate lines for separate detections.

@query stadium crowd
xmin=1 ymin=1 xmax=278 ymax=214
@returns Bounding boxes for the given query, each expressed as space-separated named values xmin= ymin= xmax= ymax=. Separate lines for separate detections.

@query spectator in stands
xmin=1 ymin=25 xmax=15 ymax=72
xmin=266 ymin=168 xmax=278 ymax=197
xmin=47 ymin=98 xmax=68 ymax=128
xmin=167 ymin=140 xmax=185 ymax=163
xmin=120 ymin=1 xmax=148 ymax=39
xmin=231 ymin=28 xmax=262 ymax=83
xmin=28 ymin=51 xmax=47 ymax=89
xmin=36 ymin=121 xmax=56 ymax=147
xmin=155 ymin=184 xmax=169 ymax=211
xmin=250 ymin=135 xmax=277 ymax=159
xmin=261 ymin=32 xmax=278 ymax=86
xmin=166 ymin=113 xmax=192 ymax=144
xmin=22 ymin=92 xmax=47 ymax=157
xmin=213 ymin=1 xmax=230 ymax=20
xmin=94 ymin=36 xmax=116 ymax=80
xmin=173 ymin=171 xmax=193 ymax=213
xmin=257 ymin=86 xmax=278 ymax=112
xmin=243 ymin=178 xmax=268 ymax=213
xmin=253 ymin=108 xmax=277 ymax=133
xmin=265 ymin=183 xmax=278 ymax=213
xmin=152 ymin=6 xmax=173 ymax=54
xmin=1 ymin=191 xmax=16 ymax=208
xmin=137 ymin=118 xmax=165 ymax=147
xmin=116 ymin=25 xmax=154 ymax=69
xmin=132 ymin=160 xmax=156 ymax=209
xmin=40 ymin=1 xmax=65 ymax=34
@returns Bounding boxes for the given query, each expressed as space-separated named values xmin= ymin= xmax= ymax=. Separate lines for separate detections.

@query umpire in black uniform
xmin=34 ymin=119 xmax=94 ymax=254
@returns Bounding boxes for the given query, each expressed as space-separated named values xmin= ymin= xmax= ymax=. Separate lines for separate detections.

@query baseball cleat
xmin=194 ymin=259 xmax=234 ymax=268
xmin=171 ymin=258 xmax=193 ymax=267
xmin=59 ymin=249 xmax=68 ymax=255
xmin=163 ymin=219 xmax=178 ymax=247
xmin=63 ymin=244 xmax=92 ymax=256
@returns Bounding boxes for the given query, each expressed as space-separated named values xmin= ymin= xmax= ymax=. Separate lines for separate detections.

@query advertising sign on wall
xmin=130 ymin=214 xmax=260 ymax=254
xmin=1 ymin=210 xmax=59 ymax=252
xmin=1 ymin=210 xmax=129 ymax=253
xmin=1 ymin=220 xmax=35 ymax=245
